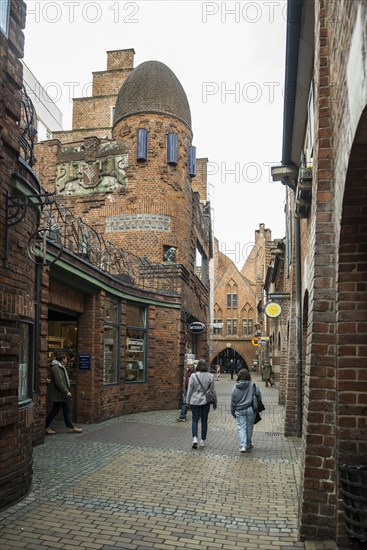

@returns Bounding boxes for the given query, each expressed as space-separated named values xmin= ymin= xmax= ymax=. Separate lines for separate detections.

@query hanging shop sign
xmin=188 ymin=321 xmax=206 ymax=334
xmin=264 ymin=302 xmax=282 ymax=319
xmin=251 ymin=337 xmax=259 ymax=347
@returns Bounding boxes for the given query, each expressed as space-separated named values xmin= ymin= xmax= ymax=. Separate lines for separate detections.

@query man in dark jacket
xmin=45 ymin=353 xmax=82 ymax=434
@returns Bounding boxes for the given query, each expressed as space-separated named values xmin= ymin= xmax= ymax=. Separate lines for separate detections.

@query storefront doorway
xmin=47 ymin=309 xmax=78 ymax=418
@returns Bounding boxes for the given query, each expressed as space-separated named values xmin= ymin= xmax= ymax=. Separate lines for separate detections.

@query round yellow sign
xmin=264 ymin=302 xmax=282 ymax=319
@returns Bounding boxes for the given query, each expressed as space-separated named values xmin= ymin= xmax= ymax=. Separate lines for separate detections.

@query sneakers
xmin=199 ymin=440 xmax=206 ymax=447
xmin=192 ymin=437 xmax=198 ymax=449
xmin=69 ymin=426 xmax=83 ymax=433
xmin=239 ymin=447 xmax=247 ymax=453
xmin=45 ymin=427 xmax=56 ymax=435
xmin=247 ymin=444 xmax=253 ymax=450
xmin=176 ymin=417 xmax=186 ymax=422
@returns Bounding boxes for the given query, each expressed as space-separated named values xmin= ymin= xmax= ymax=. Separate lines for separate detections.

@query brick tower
xmin=111 ymin=60 xmax=196 ymax=268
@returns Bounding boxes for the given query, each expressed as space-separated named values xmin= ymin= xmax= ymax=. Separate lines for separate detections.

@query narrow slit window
xmin=188 ymin=145 xmax=196 ymax=177
xmin=137 ymin=128 xmax=148 ymax=161
xmin=167 ymin=132 xmax=178 ymax=165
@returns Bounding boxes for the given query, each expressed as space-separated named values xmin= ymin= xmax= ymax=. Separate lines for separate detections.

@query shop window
xmin=167 ymin=132 xmax=178 ymax=165
xmin=126 ymin=302 xmax=147 ymax=383
xmin=137 ymin=128 xmax=148 ymax=161
xmin=103 ymin=297 xmax=120 ymax=385
xmin=19 ymin=321 xmax=33 ymax=403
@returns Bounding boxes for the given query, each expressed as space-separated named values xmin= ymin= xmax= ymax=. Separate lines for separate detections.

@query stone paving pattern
xmin=0 ymin=374 xmax=340 ymax=549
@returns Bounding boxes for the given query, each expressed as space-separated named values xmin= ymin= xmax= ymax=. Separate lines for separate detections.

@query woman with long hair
xmin=186 ymin=359 xmax=217 ymax=449
xmin=231 ymin=368 xmax=261 ymax=453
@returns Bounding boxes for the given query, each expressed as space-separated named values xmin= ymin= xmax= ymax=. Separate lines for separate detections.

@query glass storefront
xmin=126 ymin=302 xmax=146 ymax=383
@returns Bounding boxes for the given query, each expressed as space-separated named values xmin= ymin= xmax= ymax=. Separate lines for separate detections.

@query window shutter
xmin=137 ymin=128 xmax=148 ymax=161
xmin=166 ymin=132 xmax=178 ymax=165
xmin=188 ymin=145 xmax=196 ymax=177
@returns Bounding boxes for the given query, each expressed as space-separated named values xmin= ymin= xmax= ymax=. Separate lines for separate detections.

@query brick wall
xmin=298 ymin=0 xmax=367 ymax=544
xmin=0 ymin=0 xmax=36 ymax=510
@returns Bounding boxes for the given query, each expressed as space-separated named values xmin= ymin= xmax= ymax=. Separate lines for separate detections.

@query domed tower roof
xmin=113 ymin=60 xmax=192 ymax=129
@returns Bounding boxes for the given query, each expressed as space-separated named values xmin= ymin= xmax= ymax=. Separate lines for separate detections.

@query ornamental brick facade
xmin=1 ymin=39 xmax=212 ymax=509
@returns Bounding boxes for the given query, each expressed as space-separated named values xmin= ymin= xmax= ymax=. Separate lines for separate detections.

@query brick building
xmin=32 ymin=51 xmax=212 ymax=427
xmin=210 ymin=224 xmax=276 ymax=372
xmin=269 ymin=0 xmax=367 ymax=546
xmin=0 ymin=0 xmax=38 ymax=509
xmin=1 ymin=41 xmax=212 ymax=507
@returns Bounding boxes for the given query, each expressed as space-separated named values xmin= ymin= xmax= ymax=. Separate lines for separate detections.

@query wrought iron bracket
xmin=4 ymin=191 xmax=56 ymax=267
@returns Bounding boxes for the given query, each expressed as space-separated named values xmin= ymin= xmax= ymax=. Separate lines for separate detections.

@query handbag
xmin=195 ymin=374 xmax=216 ymax=405
xmin=252 ymin=383 xmax=265 ymax=413
xmin=254 ymin=411 xmax=262 ymax=424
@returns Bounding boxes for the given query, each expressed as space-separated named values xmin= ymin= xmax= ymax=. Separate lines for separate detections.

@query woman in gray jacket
xmin=231 ymin=369 xmax=261 ymax=453
xmin=186 ymin=359 xmax=217 ymax=449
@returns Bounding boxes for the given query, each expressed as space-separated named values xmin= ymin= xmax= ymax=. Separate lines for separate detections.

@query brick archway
xmin=337 ymin=110 xmax=367 ymax=461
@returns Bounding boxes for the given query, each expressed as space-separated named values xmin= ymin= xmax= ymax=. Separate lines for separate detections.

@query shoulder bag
xmin=252 ymin=383 xmax=265 ymax=413
xmin=195 ymin=374 xmax=216 ymax=405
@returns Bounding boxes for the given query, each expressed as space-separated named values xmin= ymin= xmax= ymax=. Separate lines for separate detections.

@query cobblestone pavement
xmin=0 ymin=373 xmax=334 ymax=549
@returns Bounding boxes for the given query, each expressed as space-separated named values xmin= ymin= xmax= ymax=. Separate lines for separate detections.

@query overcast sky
xmin=23 ymin=0 xmax=287 ymax=268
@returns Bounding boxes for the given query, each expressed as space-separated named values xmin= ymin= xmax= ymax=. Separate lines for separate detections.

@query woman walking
xmin=186 ymin=359 xmax=217 ymax=449
xmin=231 ymin=369 xmax=261 ymax=453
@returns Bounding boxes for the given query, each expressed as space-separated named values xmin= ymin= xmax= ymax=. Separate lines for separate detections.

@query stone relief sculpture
xmin=56 ymin=154 xmax=128 ymax=196
xmin=164 ymin=247 xmax=177 ymax=262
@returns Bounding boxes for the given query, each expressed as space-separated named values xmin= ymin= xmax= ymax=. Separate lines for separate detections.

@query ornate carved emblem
xmin=56 ymin=154 xmax=128 ymax=196
xmin=82 ymin=163 xmax=100 ymax=188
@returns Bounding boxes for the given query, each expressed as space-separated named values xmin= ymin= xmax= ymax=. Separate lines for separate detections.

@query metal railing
xmin=39 ymin=200 xmax=178 ymax=295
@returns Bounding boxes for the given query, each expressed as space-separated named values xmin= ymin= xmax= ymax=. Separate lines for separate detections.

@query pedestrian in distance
xmin=263 ymin=361 xmax=275 ymax=387
xmin=186 ymin=359 xmax=217 ymax=449
xmin=45 ymin=352 xmax=83 ymax=435
xmin=229 ymin=359 xmax=235 ymax=379
xmin=177 ymin=360 xmax=196 ymax=422
xmin=215 ymin=363 xmax=221 ymax=381
xmin=231 ymin=368 xmax=262 ymax=453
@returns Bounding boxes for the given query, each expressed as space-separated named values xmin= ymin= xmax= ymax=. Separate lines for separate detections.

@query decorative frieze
xmin=106 ymin=213 xmax=171 ymax=232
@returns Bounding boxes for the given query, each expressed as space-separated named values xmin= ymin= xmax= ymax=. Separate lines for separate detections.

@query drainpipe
xmin=271 ymin=0 xmax=304 ymax=436
xmin=295 ymin=213 xmax=302 ymax=437
xmin=34 ymin=261 xmax=41 ymax=391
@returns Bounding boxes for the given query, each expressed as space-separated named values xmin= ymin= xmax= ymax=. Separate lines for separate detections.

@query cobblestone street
xmin=0 ymin=374 xmax=324 ymax=549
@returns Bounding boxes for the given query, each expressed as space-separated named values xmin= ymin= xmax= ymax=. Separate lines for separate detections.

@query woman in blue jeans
xmin=186 ymin=359 xmax=217 ymax=448
xmin=231 ymin=369 xmax=261 ymax=453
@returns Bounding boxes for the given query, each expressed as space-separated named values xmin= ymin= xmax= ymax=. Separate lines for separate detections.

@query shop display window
xmin=103 ymin=296 xmax=120 ymax=385
xmin=19 ymin=321 xmax=33 ymax=402
xmin=126 ymin=303 xmax=146 ymax=383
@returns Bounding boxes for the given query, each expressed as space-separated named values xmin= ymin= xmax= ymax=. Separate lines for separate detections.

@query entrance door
xmin=47 ymin=309 xmax=78 ymax=421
